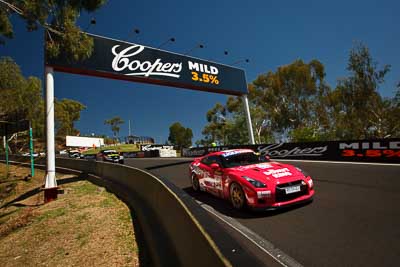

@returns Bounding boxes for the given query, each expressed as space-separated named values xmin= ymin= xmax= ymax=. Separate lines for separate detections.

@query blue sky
xmin=1 ymin=0 xmax=399 ymax=143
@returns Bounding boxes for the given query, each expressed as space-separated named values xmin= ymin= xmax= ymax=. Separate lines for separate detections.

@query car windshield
xmin=221 ymin=152 xmax=268 ymax=168
xmin=104 ymin=150 xmax=117 ymax=155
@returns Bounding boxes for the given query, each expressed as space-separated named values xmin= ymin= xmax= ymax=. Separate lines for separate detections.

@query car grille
xmin=275 ymin=180 xmax=308 ymax=203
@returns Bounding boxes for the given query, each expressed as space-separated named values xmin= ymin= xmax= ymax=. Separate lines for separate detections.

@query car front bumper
xmin=249 ymin=196 xmax=314 ymax=211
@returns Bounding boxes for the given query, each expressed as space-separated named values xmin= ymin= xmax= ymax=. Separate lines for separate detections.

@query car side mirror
xmin=259 ymin=155 xmax=270 ymax=161
xmin=210 ymin=163 xmax=220 ymax=170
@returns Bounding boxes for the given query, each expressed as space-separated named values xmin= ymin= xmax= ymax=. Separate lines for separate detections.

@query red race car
xmin=189 ymin=149 xmax=314 ymax=210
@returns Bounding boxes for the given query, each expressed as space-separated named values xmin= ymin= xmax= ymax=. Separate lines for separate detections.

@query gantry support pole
xmin=44 ymin=66 xmax=58 ymax=202
xmin=242 ymin=94 xmax=255 ymax=144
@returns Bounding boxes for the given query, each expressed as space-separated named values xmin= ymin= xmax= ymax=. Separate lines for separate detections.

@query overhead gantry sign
xmin=46 ymin=33 xmax=248 ymax=96
xmin=43 ymin=33 xmax=255 ymax=201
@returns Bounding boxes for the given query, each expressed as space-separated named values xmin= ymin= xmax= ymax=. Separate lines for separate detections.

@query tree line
xmin=1 ymin=1 xmax=399 ymax=148
xmin=0 ymin=57 xmax=127 ymax=150
xmin=197 ymin=43 xmax=400 ymax=146
xmin=0 ymin=57 xmax=85 ymax=145
xmin=2 ymin=42 xmax=399 ymax=151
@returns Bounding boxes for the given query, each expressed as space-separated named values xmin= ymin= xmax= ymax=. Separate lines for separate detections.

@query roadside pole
xmin=44 ymin=66 xmax=58 ymax=202
xmin=242 ymin=94 xmax=255 ymax=144
xmin=29 ymin=124 xmax=35 ymax=177
xmin=4 ymin=135 xmax=9 ymax=177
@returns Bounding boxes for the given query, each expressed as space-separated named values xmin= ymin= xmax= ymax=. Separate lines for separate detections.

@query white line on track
xmin=197 ymin=201 xmax=303 ymax=267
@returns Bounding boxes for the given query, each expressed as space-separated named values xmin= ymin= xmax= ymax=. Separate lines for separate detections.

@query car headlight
xmin=242 ymin=176 xmax=267 ymax=188
xmin=308 ymin=179 xmax=314 ymax=188
xmin=296 ymin=167 xmax=310 ymax=177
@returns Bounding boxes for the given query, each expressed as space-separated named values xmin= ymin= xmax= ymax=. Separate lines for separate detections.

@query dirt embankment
xmin=0 ymin=163 xmax=139 ymax=266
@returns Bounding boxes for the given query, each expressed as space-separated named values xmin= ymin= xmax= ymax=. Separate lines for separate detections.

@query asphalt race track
xmin=125 ymin=158 xmax=400 ymax=267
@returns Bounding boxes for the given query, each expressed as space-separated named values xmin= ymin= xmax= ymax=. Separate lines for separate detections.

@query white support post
xmin=242 ymin=94 xmax=255 ymax=144
xmin=44 ymin=66 xmax=57 ymax=201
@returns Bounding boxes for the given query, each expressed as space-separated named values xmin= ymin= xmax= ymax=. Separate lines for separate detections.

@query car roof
xmin=206 ymin=149 xmax=255 ymax=157
xmin=102 ymin=149 xmax=117 ymax=153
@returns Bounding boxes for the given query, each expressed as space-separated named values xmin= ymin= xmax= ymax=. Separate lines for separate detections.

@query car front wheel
xmin=191 ymin=173 xmax=200 ymax=192
xmin=230 ymin=183 xmax=246 ymax=210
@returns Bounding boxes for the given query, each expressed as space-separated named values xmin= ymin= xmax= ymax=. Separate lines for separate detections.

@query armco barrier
xmin=2 ymin=156 xmax=230 ymax=267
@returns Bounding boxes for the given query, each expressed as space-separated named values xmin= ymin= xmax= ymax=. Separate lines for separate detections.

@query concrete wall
xmin=2 ymin=156 xmax=230 ymax=267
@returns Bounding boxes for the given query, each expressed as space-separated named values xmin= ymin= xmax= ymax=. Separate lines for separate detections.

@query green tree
xmin=195 ymin=138 xmax=210 ymax=147
xmin=0 ymin=0 xmax=107 ymax=60
xmin=201 ymin=103 xmax=228 ymax=145
xmin=168 ymin=122 xmax=193 ymax=148
xmin=371 ymin=83 xmax=400 ymax=138
xmin=329 ymin=42 xmax=391 ymax=139
xmin=104 ymin=116 xmax=124 ymax=142
xmin=0 ymin=57 xmax=44 ymax=138
xmin=225 ymin=84 xmax=274 ymax=144
xmin=253 ymin=59 xmax=331 ymax=142
xmin=394 ymin=82 xmax=400 ymax=107
xmin=212 ymin=59 xmax=331 ymax=144
xmin=289 ymin=127 xmax=325 ymax=142
xmin=200 ymin=45 xmax=397 ymax=143
xmin=55 ymin=98 xmax=86 ymax=136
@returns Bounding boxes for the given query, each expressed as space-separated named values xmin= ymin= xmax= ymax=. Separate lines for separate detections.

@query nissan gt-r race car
xmin=96 ymin=149 xmax=124 ymax=164
xmin=189 ymin=149 xmax=314 ymax=210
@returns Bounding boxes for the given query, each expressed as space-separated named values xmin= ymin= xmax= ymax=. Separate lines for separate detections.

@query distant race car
xmin=68 ymin=150 xmax=81 ymax=158
xmin=96 ymin=149 xmax=124 ymax=164
xmin=189 ymin=149 xmax=314 ymax=210
xmin=22 ymin=152 xmax=39 ymax=157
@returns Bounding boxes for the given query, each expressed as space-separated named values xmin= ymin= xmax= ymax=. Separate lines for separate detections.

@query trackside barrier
xmin=183 ymin=139 xmax=400 ymax=163
xmin=1 ymin=155 xmax=231 ymax=267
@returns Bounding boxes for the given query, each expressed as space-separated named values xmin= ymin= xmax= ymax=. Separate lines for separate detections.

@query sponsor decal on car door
xmin=208 ymin=156 xmax=224 ymax=196
xmin=198 ymin=162 xmax=213 ymax=191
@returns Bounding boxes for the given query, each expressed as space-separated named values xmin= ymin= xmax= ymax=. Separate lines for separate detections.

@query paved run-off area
xmin=126 ymin=158 xmax=400 ymax=267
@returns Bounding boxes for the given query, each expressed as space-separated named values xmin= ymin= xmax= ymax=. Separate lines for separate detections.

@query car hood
xmin=228 ymin=162 xmax=304 ymax=183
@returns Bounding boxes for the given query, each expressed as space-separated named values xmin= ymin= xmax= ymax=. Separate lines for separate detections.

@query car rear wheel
xmin=191 ymin=173 xmax=200 ymax=192
xmin=230 ymin=183 xmax=246 ymax=210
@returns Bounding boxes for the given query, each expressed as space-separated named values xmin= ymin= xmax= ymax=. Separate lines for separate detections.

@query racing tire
xmin=230 ymin=183 xmax=246 ymax=210
xmin=191 ymin=173 xmax=200 ymax=192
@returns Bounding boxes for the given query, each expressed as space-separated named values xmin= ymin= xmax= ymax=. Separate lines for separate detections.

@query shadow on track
xmin=182 ymin=186 xmax=313 ymax=219
xmin=145 ymin=160 xmax=192 ymax=171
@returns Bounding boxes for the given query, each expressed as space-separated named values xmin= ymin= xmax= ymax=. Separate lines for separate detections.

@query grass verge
xmin=83 ymin=144 xmax=142 ymax=154
xmin=0 ymin=163 xmax=139 ymax=266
